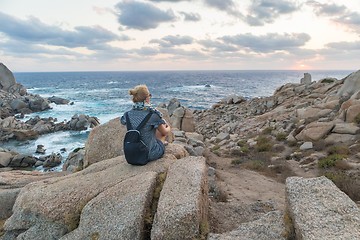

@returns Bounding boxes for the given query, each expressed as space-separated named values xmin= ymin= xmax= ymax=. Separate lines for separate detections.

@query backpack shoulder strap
xmin=125 ymin=112 xmax=133 ymax=130
xmin=136 ymin=112 xmax=152 ymax=131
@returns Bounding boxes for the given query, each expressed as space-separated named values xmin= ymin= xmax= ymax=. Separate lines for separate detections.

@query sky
xmin=0 ymin=0 xmax=359 ymax=72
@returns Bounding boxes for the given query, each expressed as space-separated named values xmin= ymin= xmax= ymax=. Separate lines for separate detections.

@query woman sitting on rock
xmin=121 ymin=85 xmax=170 ymax=165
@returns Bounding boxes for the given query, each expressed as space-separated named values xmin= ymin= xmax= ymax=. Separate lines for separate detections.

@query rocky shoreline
xmin=0 ymin=63 xmax=99 ymax=170
xmin=1 ymin=67 xmax=360 ymax=239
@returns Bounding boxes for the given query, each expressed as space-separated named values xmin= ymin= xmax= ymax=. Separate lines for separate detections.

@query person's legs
xmin=156 ymin=129 xmax=167 ymax=143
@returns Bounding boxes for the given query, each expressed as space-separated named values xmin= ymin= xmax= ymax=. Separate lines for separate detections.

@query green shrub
xmin=320 ymin=78 xmax=335 ymax=84
xmin=73 ymin=147 xmax=85 ymax=153
xmin=257 ymin=136 xmax=270 ymax=145
xmin=318 ymin=154 xmax=345 ymax=168
xmin=276 ymin=133 xmax=288 ymax=141
xmin=262 ymin=127 xmax=274 ymax=135
xmin=256 ymin=143 xmax=273 ymax=152
xmin=243 ymin=160 xmax=266 ymax=171
xmin=237 ymin=139 xmax=247 ymax=146
xmin=355 ymin=113 xmax=360 ymax=124
xmin=212 ymin=145 xmax=220 ymax=151
xmin=231 ymin=158 xmax=243 ymax=165
xmin=241 ymin=146 xmax=250 ymax=152
xmin=287 ymin=141 xmax=297 ymax=147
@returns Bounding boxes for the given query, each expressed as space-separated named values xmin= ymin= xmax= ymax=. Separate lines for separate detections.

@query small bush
xmin=287 ymin=141 xmax=298 ymax=147
xmin=257 ymin=136 xmax=270 ymax=145
xmin=237 ymin=139 xmax=247 ymax=146
xmin=231 ymin=158 xmax=243 ymax=165
xmin=355 ymin=113 xmax=360 ymax=124
xmin=212 ymin=145 xmax=220 ymax=151
xmin=241 ymin=146 xmax=250 ymax=152
xmin=318 ymin=154 xmax=345 ymax=168
xmin=0 ymin=219 xmax=6 ymax=238
xmin=273 ymin=144 xmax=286 ymax=153
xmin=327 ymin=145 xmax=350 ymax=156
xmin=73 ymin=147 xmax=85 ymax=153
xmin=244 ymin=160 xmax=266 ymax=170
xmin=256 ymin=143 xmax=273 ymax=152
xmin=213 ymin=185 xmax=228 ymax=202
xmin=91 ymin=232 xmax=100 ymax=240
xmin=321 ymin=78 xmax=335 ymax=84
xmin=262 ymin=127 xmax=274 ymax=135
xmin=282 ymin=211 xmax=296 ymax=240
xmin=197 ymin=220 xmax=209 ymax=240
xmin=323 ymin=172 xmax=360 ymax=202
xmin=276 ymin=133 xmax=288 ymax=141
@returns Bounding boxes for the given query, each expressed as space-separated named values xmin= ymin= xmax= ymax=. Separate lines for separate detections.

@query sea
xmin=1 ymin=70 xmax=354 ymax=171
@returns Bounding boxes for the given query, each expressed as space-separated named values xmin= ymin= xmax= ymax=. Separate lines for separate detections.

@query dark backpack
xmin=123 ymin=112 xmax=152 ymax=165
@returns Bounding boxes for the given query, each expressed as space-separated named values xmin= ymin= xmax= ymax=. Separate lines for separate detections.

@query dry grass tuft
xmin=323 ymin=172 xmax=360 ymax=202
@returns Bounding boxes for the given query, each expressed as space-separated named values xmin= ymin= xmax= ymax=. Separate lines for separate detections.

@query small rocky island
xmin=1 ymin=65 xmax=360 ymax=239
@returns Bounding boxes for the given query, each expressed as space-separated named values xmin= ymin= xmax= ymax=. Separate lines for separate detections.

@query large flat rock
xmin=295 ymin=122 xmax=334 ymax=141
xmin=207 ymin=211 xmax=285 ymax=240
xmin=60 ymin=172 xmax=157 ymax=240
xmin=286 ymin=176 xmax=360 ymax=240
xmin=3 ymin=155 xmax=176 ymax=240
xmin=0 ymin=170 xmax=67 ymax=189
xmin=151 ymin=156 xmax=209 ymax=240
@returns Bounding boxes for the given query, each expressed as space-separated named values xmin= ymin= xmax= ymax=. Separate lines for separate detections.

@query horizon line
xmin=13 ymin=69 xmax=356 ymax=74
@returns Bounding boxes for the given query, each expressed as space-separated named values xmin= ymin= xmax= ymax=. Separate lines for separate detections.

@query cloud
xmin=198 ymin=40 xmax=238 ymax=52
xmin=221 ymin=32 xmax=311 ymax=53
xmin=150 ymin=35 xmax=194 ymax=47
xmin=148 ymin=0 xmax=189 ymax=2
xmin=204 ymin=0 xmax=241 ymax=17
xmin=179 ymin=12 xmax=201 ymax=21
xmin=0 ymin=12 xmax=124 ymax=49
xmin=245 ymin=0 xmax=300 ymax=26
xmin=326 ymin=41 xmax=360 ymax=50
xmin=115 ymin=1 xmax=176 ymax=30
xmin=0 ymin=40 xmax=80 ymax=57
xmin=307 ymin=1 xmax=360 ymax=34
xmin=307 ymin=1 xmax=347 ymax=16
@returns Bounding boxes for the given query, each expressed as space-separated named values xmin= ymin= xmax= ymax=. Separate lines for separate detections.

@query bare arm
xmin=157 ymin=119 xmax=170 ymax=136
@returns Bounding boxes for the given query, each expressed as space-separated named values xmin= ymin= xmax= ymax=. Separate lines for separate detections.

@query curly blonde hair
xmin=129 ymin=85 xmax=150 ymax=102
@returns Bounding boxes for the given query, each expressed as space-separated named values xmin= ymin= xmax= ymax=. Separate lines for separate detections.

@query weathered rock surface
xmin=42 ymin=153 xmax=62 ymax=168
xmin=62 ymin=149 xmax=85 ymax=172
xmin=164 ymin=143 xmax=189 ymax=159
xmin=167 ymin=98 xmax=181 ymax=116
xmin=0 ymin=188 xmax=21 ymax=220
xmin=337 ymin=70 xmax=360 ymax=98
xmin=60 ymin=172 xmax=157 ymax=240
xmin=181 ymin=108 xmax=195 ymax=132
xmin=300 ymin=73 xmax=312 ymax=84
xmin=47 ymin=96 xmax=70 ymax=105
xmin=295 ymin=122 xmax=334 ymax=141
xmin=286 ymin=176 xmax=360 ymax=240
xmin=207 ymin=211 xmax=285 ymax=240
xmin=2 ymin=155 xmax=176 ymax=240
xmin=0 ymin=170 xmax=67 ymax=189
xmin=151 ymin=156 xmax=208 ymax=239
xmin=83 ymin=117 xmax=126 ymax=167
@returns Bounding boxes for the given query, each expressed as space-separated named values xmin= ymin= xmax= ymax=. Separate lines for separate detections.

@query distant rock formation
xmin=0 ymin=63 xmax=50 ymax=117
xmin=166 ymin=98 xmax=195 ymax=132
xmin=300 ymin=73 xmax=312 ymax=84
xmin=0 ymin=114 xmax=100 ymax=142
